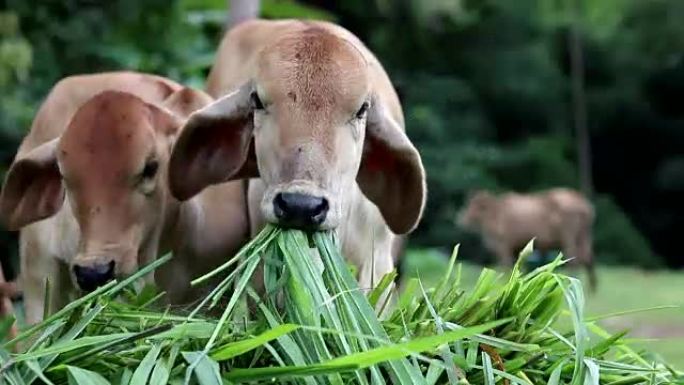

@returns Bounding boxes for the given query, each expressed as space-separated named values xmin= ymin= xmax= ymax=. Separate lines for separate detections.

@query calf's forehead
xmin=256 ymin=28 xmax=370 ymax=112
xmin=58 ymin=93 xmax=156 ymax=174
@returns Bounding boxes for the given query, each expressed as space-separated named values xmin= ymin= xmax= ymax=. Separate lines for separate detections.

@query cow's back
xmin=17 ymin=72 xmax=182 ymax=159
xmin=495 ymin=193 xmax=561 ymax=248
xmin=546 ymin=188 xmax=594 ymax=221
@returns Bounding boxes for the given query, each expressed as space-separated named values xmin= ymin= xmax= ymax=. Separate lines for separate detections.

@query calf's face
xmin=0 ymin=91 xmax=179 ymax=291
xmin=170 ymin=28 xmax=426 ymax=234
xmin=249 ymin=33 xmax=370 ymax=229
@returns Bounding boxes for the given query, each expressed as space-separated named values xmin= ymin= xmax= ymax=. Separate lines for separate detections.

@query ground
xmin=401 ymin=248 xmax=684 ymax=369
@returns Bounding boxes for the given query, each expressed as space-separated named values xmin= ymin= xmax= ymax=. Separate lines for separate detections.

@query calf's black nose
xmin=273 ymin=192 xmax=328 ymax=229
xmin=73 ymin=261 xmax=115 ymax=292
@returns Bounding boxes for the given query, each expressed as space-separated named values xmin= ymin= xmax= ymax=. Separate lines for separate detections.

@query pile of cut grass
xmin=0 ymin=226 xmax=681 ymax=385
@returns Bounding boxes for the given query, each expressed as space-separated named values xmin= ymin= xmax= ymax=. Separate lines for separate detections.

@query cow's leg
xmin=22 ymin=258 xmax=70 ymax=325
xmin=576 ymin=227 xmax=597 ymax=292
xmin=20 ymin=229 xmax=73 ymax=326
xmin=493 ymin=242 xmax=515 ymax=268
xmin=560 ymin=226 xmax=596 ymax=291
xmin=21 ymin=230 xmax=46 ymax=326
xmin=0 ymin=264 xmax=17 ymax=340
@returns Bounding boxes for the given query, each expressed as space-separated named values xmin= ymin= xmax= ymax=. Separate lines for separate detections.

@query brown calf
xmin=0 ymin=72 xmax=249 ymax=324
xmin=168 ymin=20 xmax=426 ymax=300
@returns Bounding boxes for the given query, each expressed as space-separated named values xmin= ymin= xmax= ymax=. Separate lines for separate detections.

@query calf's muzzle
xmin=273 ymin=192 xmax=329 ymax=230
xmin=73 ymin=261 xmax=115 ymax=292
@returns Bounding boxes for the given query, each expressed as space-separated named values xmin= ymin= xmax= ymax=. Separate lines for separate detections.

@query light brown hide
xmin=168 ymin=20 xmax=427 ymax=302
xmin=0 ymin=72 xmax=249 ymax=325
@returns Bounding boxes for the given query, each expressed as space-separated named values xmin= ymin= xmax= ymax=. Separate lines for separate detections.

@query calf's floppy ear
xmin=357 ymin=96 xmax=426 ymax=235
xmin=168 ymin=83 xmax=257 ymax=201
xmin=0 ymin=139 xmax=64 ymax=230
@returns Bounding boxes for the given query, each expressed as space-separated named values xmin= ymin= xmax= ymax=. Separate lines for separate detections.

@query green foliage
xmin=4 ymin=0 xmax=214 ymax=91
xmin=593 ymin=195 xmax=658 ymax=268
xmin=318 ymin=0 xmax=680 ymax=266
xmin=0 ymin=11 xmax=32 ymax=279
xmin=2 ymin=229 xmax=681 ymax=384
xmin=0 ymin=11 xmax=32 ymax=142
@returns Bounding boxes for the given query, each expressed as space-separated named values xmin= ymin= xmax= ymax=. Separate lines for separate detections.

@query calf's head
xmin=170 ymin=28 xmax=425 ymax=233
xmin=458 ymin=190 xmax=496 ymax=231
xmin=0 ymin=91 xmax=187 ymax=291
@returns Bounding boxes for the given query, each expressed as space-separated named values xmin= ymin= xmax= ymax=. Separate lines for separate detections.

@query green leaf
xmin=224 ymin=362 xmax=359 ymax=383
xmin=16 ymin=333 xmax=131 ymax=362
xmin=0 ymin=315 xmax=15 ymax=341
xmin=583 ymin=358 xmax=600 ymax=385
xmin=129 ymin=343 xmax=162 ymax=385
xmin=5 ymin=281 xmax=115 ymax=349
xmin=211 ymin=324 xmax=300 ymax=361
xmin=367 ymin=271 xmax=397 ymax=308
xmin=115 ymin=369 xmax=133 ymax=385
xmin=313 ymin=232 xmax=425 ymax=384
xmin=182 ymin=352 xmax=222 ymax=385
xmin=327 ymin=319 xmax=510 ymax=368
xmin=557 ymin=277 xmax=588 ymax=385
xmin=547 ymin=360 xmax=567 ymax=385
xmin=25 ymin=360 xmax=55 ymax=385
xmin=150 ymin=345 xmax=178 ymax=385
xmin=482 ymin=351 xmax=495 ymax=385
xmin=66 ymin=366 xmax=111 ymax=385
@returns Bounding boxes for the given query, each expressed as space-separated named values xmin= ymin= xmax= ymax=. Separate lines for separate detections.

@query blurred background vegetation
xmin=1 ymin=0 xmax=683 ymax=275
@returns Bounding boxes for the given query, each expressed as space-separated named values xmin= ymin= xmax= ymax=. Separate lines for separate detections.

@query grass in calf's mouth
xmin=0 ymin=225 xmax=681 ymax=385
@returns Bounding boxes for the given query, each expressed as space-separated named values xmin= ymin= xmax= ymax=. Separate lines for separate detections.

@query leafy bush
xmin=593 ymin=195 xmax=661 ymax=268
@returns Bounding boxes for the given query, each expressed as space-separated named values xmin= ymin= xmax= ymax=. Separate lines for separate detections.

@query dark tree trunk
xmin=569 ymin=0 xmax=593 ymax=198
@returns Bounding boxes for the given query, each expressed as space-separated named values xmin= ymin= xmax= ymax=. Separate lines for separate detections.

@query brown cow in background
xmin=458 ymin=188 xmax=596 ymax=290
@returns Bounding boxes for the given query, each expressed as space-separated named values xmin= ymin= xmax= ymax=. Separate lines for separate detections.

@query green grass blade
xmin=66 ymin=366 xmax=111 ymax=385
xmin=223 ymin=363 xmax=359 ymax=383
xmin=367 ymin=271 xmax=397 ymax=309
xmin=149 ymin=345 xmax=177 ymax=385
xmin=211 ymin=324 xmax=300 ymax=361
xmin=557 ymin=277 xmax=588 ymax=385
xmin=5 ymin=281 xmax=116 ymax=349
xmin=482 ymin=351 xmax=495 ymax=385
xmin=182 ymin=352 xmax=222 ymax=385
xmin=327 ymin=319 xmax=510 ymax=368
xmin=313 ymin=232 xmax=425 ymax=384
xmin=547 ymin=359 xmax=567 ymax=385
xmin=24 ymin=360 xmax=55 ymax=385
xmin=129 ymin=343 xmax=161 ymax=385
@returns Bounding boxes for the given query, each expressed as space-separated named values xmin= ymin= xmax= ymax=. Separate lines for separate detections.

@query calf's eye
xmin=251 ymin=92 xmax=264 ymax=110
xmin=355 ymin=101 xmax=369 ymax=119
xmin=141 ymin=160 xmax=159 ymax=180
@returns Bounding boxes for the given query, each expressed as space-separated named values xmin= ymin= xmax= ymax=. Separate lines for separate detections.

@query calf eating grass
xmin=458 ymin=188 xmax=597 ymax=290
xmin=0 ymin=72 xmax=249 ymax=324
xmin=168 ymin=20 xmax=426 ymax=298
